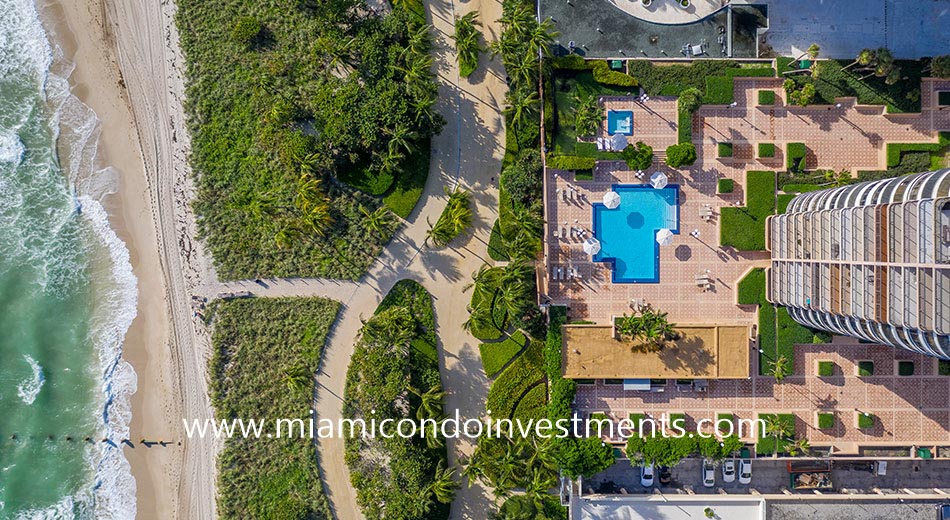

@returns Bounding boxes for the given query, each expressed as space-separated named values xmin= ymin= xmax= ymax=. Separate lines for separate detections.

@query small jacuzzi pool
xmin=607 ymin=110 xmax=633 ymax=135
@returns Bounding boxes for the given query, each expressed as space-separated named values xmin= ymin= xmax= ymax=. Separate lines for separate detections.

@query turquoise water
xmin=592 ymin=184 xmax=679 ymax=283
xmin=0 ymin=2 xmax=137 ymax=518
xmin=606 ymin=110 xmax=632 ymax=135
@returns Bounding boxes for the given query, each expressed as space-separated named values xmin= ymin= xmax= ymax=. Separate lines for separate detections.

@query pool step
xmin=652 ymin=150 xmax=666 ymax=167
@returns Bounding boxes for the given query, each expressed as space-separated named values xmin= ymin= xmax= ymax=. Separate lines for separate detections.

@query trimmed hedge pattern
xmin=479 ymin=330 xmax=528 ymax=377
xmin=786 ymin=142 xmax=806 ymax=172
xmin=547 ymin=155 xmax=596 ymax=170
xmin=758 ymin=142 xmax=775 ymax=158
xmin=758 ymin=90 xmax=776 ymax=105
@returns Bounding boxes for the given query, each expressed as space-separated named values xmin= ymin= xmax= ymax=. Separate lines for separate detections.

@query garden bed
xmin=720 ymin=170 xmax=775 ymax=251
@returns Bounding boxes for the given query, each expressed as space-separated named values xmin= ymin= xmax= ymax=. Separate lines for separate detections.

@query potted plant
xmin=680 ymin=0 xmax=690 ymax=7
xmin=704 ymin=507 xmax=715 ymax=518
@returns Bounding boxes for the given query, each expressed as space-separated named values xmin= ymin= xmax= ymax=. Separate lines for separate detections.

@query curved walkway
xmin=607 ymin=0 xmax=722 ymax=25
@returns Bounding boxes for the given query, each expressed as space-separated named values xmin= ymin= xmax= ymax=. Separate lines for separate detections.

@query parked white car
xmin=738 ymin=459 xmax=752 ymax=485
xmin=702 ymin=459 xmax=715 ymax=487
xmin=721 ymin=459 xmax=736 ymax=483
xmin=640 ymin=463 xmax=655 ymax=487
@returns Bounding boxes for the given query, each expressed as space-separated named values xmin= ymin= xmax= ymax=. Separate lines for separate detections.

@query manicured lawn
xmin=758 ymin=90 xmax=776 ymax=105
xmin=487 ymin=339 xmax=545 ymax=420
xmin=817 ymin=413 xmax=834 ymax=429
xmin=209 ymin=297 xmax=341 ymax=519
xmin=758 ymin=142 xmax=775 ymax=158
xmin=777 ymin=306 xmax=829 ymax=363
xmin=678 ymin=109 xmax=692 ymax=143
xmin=858 ymin=361 xmax=875 ymax=376
xmin=858 ymin=413 xmax=876 ymax=429
xmin=629 ymin=60 xmax=774 ymax=97
xmin=720 ymin=170 xmax=775 ymax=251
xmin=755 ymin=413 xmax=796 ymax=456
xmin=737 ymin=268 xmax=766 ymax=305
xmin=898 ymin=360 xmax=915 ymax=376
xmin=552 ymin=71 xmax=639 ymax=154
xmin=817 ymin=361 xmax=835 ymax=377
xmin=479 ymin=330 xmax=528 ymax=377
xmin=718 ymin=142 xmax=734 ymax=158
xmin=786 ymin=142 xmax=806 ymax=172
xmin=777 ymin=193 xmax=795 ymax=214
xmin=718 ymin=178 xmax=734 ymax=193
xmin=512 ymin=383 xmax=547 ymax=421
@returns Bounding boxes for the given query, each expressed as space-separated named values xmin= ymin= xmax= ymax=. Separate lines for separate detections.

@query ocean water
xmin=0 ymin=1 xmax=138 ymax=518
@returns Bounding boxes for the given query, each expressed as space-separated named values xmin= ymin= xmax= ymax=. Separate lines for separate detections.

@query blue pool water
xmin=606 ymin=110 xmax=633 ymax=135
xmin=592 ymin=184 xmax=680 ymax=283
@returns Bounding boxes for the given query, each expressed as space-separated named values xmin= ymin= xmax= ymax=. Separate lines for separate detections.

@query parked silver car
xmin=702 ymin=459 xmax=715 ymax=487
xmin=721 ymin=459 xmax=736 ymax=483
xmin=640 ymin=463 xmax=655 ymax=487
xmin=738 ymin=459 xmax=752 ymax=485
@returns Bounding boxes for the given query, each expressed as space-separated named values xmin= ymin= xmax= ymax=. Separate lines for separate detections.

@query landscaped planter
xmin=857 ymin=360 xmax=874 ymax=376
xmin=816 ymin=360 xmax=835 ymax=377
xmin=897 ymin=360 xmax=915 ymax=376
xmin=856 ymin=412 xmax=876 ymax=429
xmin=718 ymin=142 xmax=734 ymax=158
xmin=758 ymin=90 xmax=776 ymax=105
xmin=717 ymin=178 xmax=734 ymax=194
xmin=641 ymin=0 xmax=652 ymax=6
xmin=816 ymin=412 xmax=834 ymax=429
xmin=679 ymin=0 xmax=690 ymax=7
xmin=758 ymin=142 xmax=775 ymax=158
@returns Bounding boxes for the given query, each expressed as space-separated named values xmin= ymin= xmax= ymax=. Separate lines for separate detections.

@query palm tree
xmin=387 ymin=123 xmax=418 ymax=156
xmin=453 ymin=12 xmax=483 ymax=76
xmin=508 ymin=51 xmax=538 ymax=88
xmin=526 ymin=17 xmax=558 ymax=58
xmin=404 ymin=23 xmax=432 ymax=57
xmin=523 ymin=466 xmax=556 ymax=505
xmin=572 ymin=92 xmax=601 ymax=136
xmin=283 ymin=365 xmax=310 ymax=393
xmin=359 ymin=205 xmax=396 ymax=238
xmin=806 ymin=43 xmax=820 ymax=60
xmin=295 ymin=173 xmax=332 ymax=236
xmin=788 ymin=437 xmax=811 ymax=457
xmin=770 ymin=354 xmax=791 ymax=382
xmin=765 ymin=416 xmax=793 ymax=443
xmin=410 ymin=385 xmax=446 ymax=421
xmin=427 ymin=462 xmax=459 ymax=503
xmin=503 ymin=88 xmax=540 ymax=128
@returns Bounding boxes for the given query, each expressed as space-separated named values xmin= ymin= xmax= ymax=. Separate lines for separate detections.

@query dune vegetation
xmin=177 ymin=0 xmax=443 ymax=280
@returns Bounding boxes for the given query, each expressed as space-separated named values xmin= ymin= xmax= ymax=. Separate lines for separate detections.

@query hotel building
xmin=767 ymin=169 xmax=950 ymax=359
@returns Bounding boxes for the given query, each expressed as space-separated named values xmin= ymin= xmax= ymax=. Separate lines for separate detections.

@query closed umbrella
xmin=655 ymin=228 xmax=674 ymax=246
xmin=583 ymin=237 xmax=601 ymax=255
xmin=650 ymin=171 xmax=668 ymax=189
xmin=602 ymin=191 xmax=621 ymax=209
xmin=610 ymin=133 xmax=627 ymax=151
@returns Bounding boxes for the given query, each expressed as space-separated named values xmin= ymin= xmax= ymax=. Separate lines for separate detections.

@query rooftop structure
xmin=570 ymin=495 xmax=766 ymax=520
xmin=768 ymin=169 xmax=950 ymax=360
xmin=562 ymin=324 xmax=750 ymax=379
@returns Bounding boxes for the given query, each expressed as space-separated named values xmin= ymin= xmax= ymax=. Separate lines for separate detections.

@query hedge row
xmin=758 ymin=142 xmax=775 ymax=158
xmin=885 ymin=132 xmax=950 ymax=166
xmin=550 ymin=55 xmax=638 ymax=87
xmin=486 ymin=339 xmax=545 ymax=419
xmin=547 ymin=155 xmax=596 ymax=170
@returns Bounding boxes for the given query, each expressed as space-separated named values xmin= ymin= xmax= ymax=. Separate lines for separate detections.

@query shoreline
xmin=37 ymin=0 xmax=178 ymax=518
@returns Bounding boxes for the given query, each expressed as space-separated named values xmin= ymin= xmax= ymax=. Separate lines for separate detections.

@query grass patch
xmin=345 ymin=280 xmax=451 ymax=519
xmin=383 ymin=144 xmax=431 ymax=218
xmin=718 ymin=142 xmax=734 ymax=158
xmin=488 ymin=219 xmax=510 ymax=261
xmin=718 ymin=178 xmax=734 ymax=193
xmin=777 ymin=193 xmax=795 ymax=214
xmin=487 ymin=340 xmax=545 ymax=420
xmin=758 ymin=142 xmax=775 ymax=158
xmin=817 ymin=361 xmax=835 ymax=377
xmin=737 ymin=268 xmax=765 ymax=305
xmin=513 ymin=384 xmax=548 ymax=421
xmin=209 ymin=297 xmax=341 ymax=520
xmin=898 ymin=360 xmax=915 ymax=376
xmin=786 ymin=142 xmax=807 ymax=172
xmin=858 ymin=361 xmax=875 ymax=376
xmin=678 ymin=109 xmax=692 ymax=144
xmin=755 ymin=413 xmax=796 ymax=456
xmin=777 ymin=306 xmax=829 ymax=362
xmin=479 ymin=330 xmax=528 ymax=377
xmin=628 ymin=60 xmax=774 ymax=96
xmin=780 ymin=183 xmax=822 ymax=193
xmin=719 ymin=170 xmax=775 ymax=251
xmin=551 ymin=70 xmax=639 ymax=154
xmin=777 ymin=58 xmax=926 ymax=113
xmin=817 ymin=413 xmax=834 ymax=429
xmin=858 ymin=413 xmax=875 ymax=429
xmin=704 ymin=76 xmax=736 ymax=104
xmin=758 ymin=90 xmax=776 ymax=105
xmin=886 ymin=133 xmax=950 ymax=167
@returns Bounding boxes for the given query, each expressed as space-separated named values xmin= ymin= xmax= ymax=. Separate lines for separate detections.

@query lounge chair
xmin=560 ymin=189 xmax=567 ymax=202
xmin=596 ymin=137 xmax=605 ymax=151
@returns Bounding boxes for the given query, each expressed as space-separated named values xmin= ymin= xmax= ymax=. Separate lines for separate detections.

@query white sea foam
xmin=16 ymin=354 xmax=44 ymax=405
xmin=13 ymin=493 xmax=89 ymax=520
xmin=0 ymin=130 xmax=24 ymax=164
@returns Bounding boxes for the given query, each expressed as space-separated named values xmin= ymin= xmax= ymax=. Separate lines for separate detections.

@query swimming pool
xmin=592 ymin=184 xmax=680 ymax=283
xmin=607 ymin=110 xmax=633 ymax=135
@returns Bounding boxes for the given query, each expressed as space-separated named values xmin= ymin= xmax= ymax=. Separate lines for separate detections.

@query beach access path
xmin=206 ymin=0 xmax=509 ymax=516
xmin=107 ymin=0 xmax=508 ymax=517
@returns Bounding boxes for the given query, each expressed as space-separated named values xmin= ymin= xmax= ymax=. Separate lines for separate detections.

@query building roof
xmin=561 ymin=324 xmax=750 ymax=379
xmin=571 ymin=495 xmax=766 ymax=520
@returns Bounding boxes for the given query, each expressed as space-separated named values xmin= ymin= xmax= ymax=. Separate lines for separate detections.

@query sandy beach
xmin=37 ymin=0 xmax=218 ymax=518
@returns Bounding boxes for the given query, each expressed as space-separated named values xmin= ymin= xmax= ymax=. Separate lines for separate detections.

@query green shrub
xmin=551 ymin=54 xmax=589 ymax=70
xmin=940 ymin=360 xmax=950 ymax=376
xmin=502 ymin=149 xmax=543 ymax=207
xmin=758 ymin=142 xmax=775 ymax=158
xmin=718 ymin=178 xmax=734 ymax=193
xmin=591 ymin=61 xmax=638 ymax=87
xmin=454 ymin=12 xmax=482 ymax=78
xmin=677 ymin=109 xmax=692 ymax=143
xmin=547 ymin=155 xmax=596 ymax=170
xmin=512 ymin=384 xmax=547 ymax=421
xmin=758 ymin=90 xmax=776 ymax=105
xmin=665 ymin=142 xmax=697 ymax=168
xmin=858 ymin=413 xmax=875 ymax=429
xmin=817 ymin=413 xmax=834 ymax=429
xmin=209 ymin=297 xmax=341 ymax=519
xmin=622 ymin=141 xmax=654 ymax=170
xmin=780 ymin=183 xmax=821 ymax=193
xmin=544 ymin=306 xmax=568 ymax=380
xmin=551 ymin=435 xmax=615 ymax=478
xmin=718 ymin=142 xmax=734 ymax=158
xmin=575 ymin=169 xmax=594 ymax=180
xmin=898 ymin=360 xmax=915 ymax=376
xmin=786 ymin=143 xmax=807 ymax=172
xmin=885 ymin=134 xmax=950 ymax=167
xmin=678 ymin=87 xmax=704 ymax=113
xmin=817 ymin=361 xmax=835 ymax=377
xmin=776 ymin=306 xmax=825 ymax=363
xmin=231 ymin=16 xmax=262 ymax=45
xmin=479 ymin=331 xmax=528 ymax=377
xmin=628 ymin=60 xmax=773 ymax=96
xmin=737 ymin=268 xmax=765 ymax=305
xmin=858 ymin=360 xmax=874 ymax=376
xmin=426 ymin=188 xmax=472 ymax=246
xmin=704 ymin=76 xmax=734 ymax=104
xmin=719 ymin=170 xmax=775 ymax=251
xmin=487 ymin=340 xmax=545 ymax=419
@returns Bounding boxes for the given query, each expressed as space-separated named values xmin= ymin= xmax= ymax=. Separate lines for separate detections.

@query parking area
xmin=585 ymin=458 xmax=950 ymax=495
xmin=769 ymin=500 xmax=949 ymax=520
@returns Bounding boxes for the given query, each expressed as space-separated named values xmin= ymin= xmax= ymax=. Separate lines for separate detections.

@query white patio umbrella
xmin=650 ymin=171 xmax=668 ymax=189
xmin=583 ymin=237 xmax=601 ymax=256
xmin=655 ymin=228 xmax=674 ymax=246
xmin=609 ymin=133 xmax=627 ymax=151
xmin=602 ymin=190 xmax=621 ymax=209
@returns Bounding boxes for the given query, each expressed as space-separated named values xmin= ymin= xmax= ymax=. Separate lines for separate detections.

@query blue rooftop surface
xmin=592 ymin=184 xmax=679 ymax=283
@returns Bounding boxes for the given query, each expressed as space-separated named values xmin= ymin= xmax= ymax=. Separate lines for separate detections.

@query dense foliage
xmin=628 ymin=60 xmax=774 ymax=96
xmin=665 ymin=142 xmax=697 ymax=168
xmin=208 ymin=297 xmax=341 ymax=520
xmin=479 ymin=330 xmax=529 ymax=377
xmin=486 ymin=339 xmax=545 ymax=419
xmin=786 ymin=142 xmax=806 ymax=172
xmin=550 ymin=68 xmax=638 ymax=153
xmin=178 ymin=0 xmax=444 ymax=279
xmin=494 ymin=496 xmax=567 ymax=520
xmin=621 ymin=141 xmax=653 ymax=170
xmin=426 ymin=188 xmax=473 ymax=246
xmin=501 ymin=149 xmax=543 ymax=207
xmin=626 ymin=432 xmax=743 ymax=466
xmin=614 ymin=307 xmax=679 ymax=352
xmin=344 ymin=280 xmax=453 ymax=519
